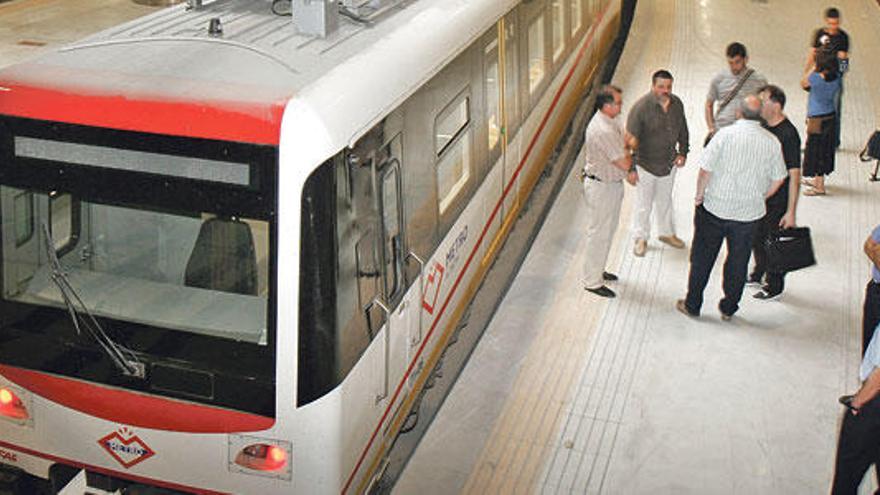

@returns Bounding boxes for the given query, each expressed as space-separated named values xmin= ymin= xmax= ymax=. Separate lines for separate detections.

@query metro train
xmin=0 ymin=0 xmax=631 ymax=492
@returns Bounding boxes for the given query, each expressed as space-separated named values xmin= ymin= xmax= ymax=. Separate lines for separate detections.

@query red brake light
xmin=234 ymin=443 xmax=289 ymax=472
xmin=0 ymin=387 xmax=28 ymax=420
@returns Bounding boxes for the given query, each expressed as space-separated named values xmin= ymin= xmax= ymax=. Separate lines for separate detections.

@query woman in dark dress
xmin=801 ymin=50 xmax=841 ymax=196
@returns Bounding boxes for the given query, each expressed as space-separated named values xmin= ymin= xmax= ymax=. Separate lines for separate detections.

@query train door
xmin=370 ymin=132 xmax=417 ymax=433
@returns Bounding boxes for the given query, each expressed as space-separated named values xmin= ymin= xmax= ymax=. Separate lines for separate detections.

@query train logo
xmin=98 ymin=427 xmax=156 ymax=469
xmin=421 ymin=262 xmax=445 ymax=315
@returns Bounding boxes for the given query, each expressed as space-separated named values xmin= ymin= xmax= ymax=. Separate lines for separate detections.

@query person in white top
xmin=676 ymin=95 xmax=786 ymax=320
xmin=831 ymin=321 xmax=880 ymax=494
xmin=581 ymin=85 xmax=637 ymax=298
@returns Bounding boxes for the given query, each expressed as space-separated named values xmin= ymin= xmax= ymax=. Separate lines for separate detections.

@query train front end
xmin=0 ymin=37 xmax=310 ymax=493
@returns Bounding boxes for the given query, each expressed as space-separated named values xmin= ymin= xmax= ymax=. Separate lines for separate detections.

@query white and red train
xmin=0 ymin=0 xmax=630 ymax=492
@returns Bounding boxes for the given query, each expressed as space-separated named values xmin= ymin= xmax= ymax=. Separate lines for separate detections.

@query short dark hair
xmin=726 ymin=42 xmax=747 ymax=59
xmin=595 ymin=84 xmax=622 ymax=111
xmin=816 ymin=49 xmax=840 ymax=75
xmin=758 ymin=84 xmax=786 ymax=109
xmin=652 ymin=69 xmax=674 ymax=85
xmin=825 ymin=7 xmax=840 ymax=19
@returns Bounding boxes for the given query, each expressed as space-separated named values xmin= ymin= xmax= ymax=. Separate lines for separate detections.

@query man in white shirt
xmin=831 ymin=323 xmax=880 ymax=494
xmin=581 ymin=85 xmax=638 ymax=298
xmin=676 ymin=96 xmax=786 ymax=319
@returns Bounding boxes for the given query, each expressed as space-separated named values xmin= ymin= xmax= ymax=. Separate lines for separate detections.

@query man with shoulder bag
xmin=704 ymin=42 xmax=767 ymax=146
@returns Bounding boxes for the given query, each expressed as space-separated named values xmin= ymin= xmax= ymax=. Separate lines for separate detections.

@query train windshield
xmin=0 ymin=117 xmax=277 ymax=417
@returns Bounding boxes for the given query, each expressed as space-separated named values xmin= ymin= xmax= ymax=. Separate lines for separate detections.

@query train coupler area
xmin=0 ymin=464 xmax=51 ymax=495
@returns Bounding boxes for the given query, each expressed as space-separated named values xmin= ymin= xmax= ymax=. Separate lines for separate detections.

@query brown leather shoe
xmin=633 ymin=238 xmax=647 ymax=257
xmin=675 ymin=299 xmax=697 ymax=317
xmin=658 ymin=235 xmax=685 ymax=249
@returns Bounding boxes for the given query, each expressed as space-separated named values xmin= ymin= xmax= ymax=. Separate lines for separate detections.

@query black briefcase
xmin=764 ymin=227 xmax=816 ymax=273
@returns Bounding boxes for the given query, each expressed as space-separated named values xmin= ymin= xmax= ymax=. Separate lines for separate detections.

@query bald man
xmin=677 ymin=95 xmax=787 ymax=321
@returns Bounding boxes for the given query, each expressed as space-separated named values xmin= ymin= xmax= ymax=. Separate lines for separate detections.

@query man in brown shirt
xmin=626 ymin=69 xmax=689 ymax=257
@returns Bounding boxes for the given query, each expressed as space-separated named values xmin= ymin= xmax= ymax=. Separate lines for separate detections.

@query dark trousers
xmin=831 ymin=399 xmax=880 ymax=495
xmin=834 ymin=80 xmax=843 ymax=148
xmin=864 ymin=281 xmax=880 ymax=355
xmin=684 ymin=205 xmax=757 ymax=316
xmin=750 ymin=201 xmax=787 ymax=294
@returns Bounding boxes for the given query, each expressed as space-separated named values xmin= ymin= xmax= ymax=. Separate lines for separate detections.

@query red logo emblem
xmin=421 ymin=262 xmax=445 ymax=315
xmin=98 ymin=427 xmax=155 ymax=469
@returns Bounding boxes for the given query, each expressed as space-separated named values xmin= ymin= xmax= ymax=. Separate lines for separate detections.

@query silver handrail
xmin=405 ymin=251 xmax=425 ymax=346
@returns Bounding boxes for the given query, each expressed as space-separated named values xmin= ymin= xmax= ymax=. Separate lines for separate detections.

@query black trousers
xmin=864 ymin=281 xmax=880 ymax=355
xmin=751 ymin=201 xmax=787 ymax=294
xmin=685 ymin=205 xmax=757 ymax=316
xmin=831 ymin=398 xmax=880 ymax=495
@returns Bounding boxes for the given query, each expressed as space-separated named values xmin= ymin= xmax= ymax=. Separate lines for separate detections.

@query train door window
xmin=571 ymin=0 xmax=583 ymax=37
xmin=527 ymin=12 xmax=547 ymax=96
xmin=551 ymin=0 xmax=566 ymax=63
xmin=484 ymin=36 xmax=502 ymax=157
xmin=503 ymin=11 xmax=520 ymax=139
xmin=49 ymin=193 xmax=79 ymax=257
xmin=379 ymin=163 xmax=403 ymax=300
xmin=355 ymin=228 xmax=381 ymax=328
xmin=435 ymin=92 xmax=472 ymax=214
xmin=12 ymin=191 xmax=34 ymax=247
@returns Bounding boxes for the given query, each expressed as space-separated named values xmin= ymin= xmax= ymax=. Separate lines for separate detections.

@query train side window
xmin=435 ymin=93 xmax=472 ymax=214
xmin=551 ymin=0 xmax=566 ymax=63
xmin=527 ymin=12 xmax=547 ymax=95
xmin=484 ymin=37 xmax=502 ymax=156
xmin=571 ymin=0 xmax=583 ymax=37
xmin=12 ymin=191 xmax=34 ymax=247
xmin=503 ymin=11 xmax=520 ymax=139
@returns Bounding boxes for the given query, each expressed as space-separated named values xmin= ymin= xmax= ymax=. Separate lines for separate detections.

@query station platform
xmin=395 ymin=0 xmax=880 ymax=493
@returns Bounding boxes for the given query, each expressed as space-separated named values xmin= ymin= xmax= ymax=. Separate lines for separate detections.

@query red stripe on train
xmin=0 ymin=365 xmax=275 ymax=433
xmin=0 ymin=82 xmax=285 ymax=145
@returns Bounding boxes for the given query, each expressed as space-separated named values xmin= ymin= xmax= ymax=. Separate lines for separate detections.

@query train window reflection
xmin=528 ymin=13 xmax=547 ymax=94
xmin=551 ymin=0 xmax=565 ymax=62
xmin=571 ymin=0 xmax=583 ymax=36
xmin=485 ymin=38 xmax=501 ymax=152
xmin=12 ymin=191 xmax=34 ymax=247
xmin=0 ymin=191 xmax=270 ymax=345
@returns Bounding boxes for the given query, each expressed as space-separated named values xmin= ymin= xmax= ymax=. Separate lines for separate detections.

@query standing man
xmin=581 ymin=85 xmax=637 ymax=299
xmin=627 ymin=69 xmax=689 ymax=257
xmin=806 ymin=7 xmax=849 ymax=148
xmin=749 ymin=85 xmax=801 ymax=300
xmin=676 ymin=96 xmax=786 ymax=320
xmin=830 ymin=326 xmax=880 ymax=494
xmin=863 ymin=226 xmax=880 ymax=354
xmin=705 ymin=42 xmax=768 ymax=141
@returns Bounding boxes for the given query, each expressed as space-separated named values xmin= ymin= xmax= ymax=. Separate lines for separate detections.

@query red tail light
xmin=0 ymin=387 xmax=28 ymax=420
xmin=234 ymin=443 xmax=289 ymax=472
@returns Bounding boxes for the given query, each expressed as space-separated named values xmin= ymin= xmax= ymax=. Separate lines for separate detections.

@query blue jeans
xmin=684 ymin=205 xmax=758 ymax=316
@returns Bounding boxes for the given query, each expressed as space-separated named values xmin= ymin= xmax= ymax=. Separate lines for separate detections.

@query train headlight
xmin=235 ymin=443 xmax=289 ymax=472
xmin=228 ymin=435 xmax=292 ymax=480
xmin=0 ymin=387 xmax=28 ymax=421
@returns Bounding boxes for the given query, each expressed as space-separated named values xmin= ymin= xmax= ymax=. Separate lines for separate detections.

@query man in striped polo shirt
xmin=676 ymin=95 xmax=787 ymax=320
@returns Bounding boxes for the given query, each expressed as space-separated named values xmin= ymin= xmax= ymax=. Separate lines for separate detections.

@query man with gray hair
xmin=676 ymin=95 xmax=787 ymax=320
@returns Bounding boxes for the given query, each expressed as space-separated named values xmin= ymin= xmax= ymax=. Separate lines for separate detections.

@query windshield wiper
xmin=41 ymin=223 xmax=145 ymax=379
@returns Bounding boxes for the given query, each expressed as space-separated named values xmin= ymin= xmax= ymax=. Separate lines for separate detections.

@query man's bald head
xmin=738 ymin=94 xmax=762 ymax=121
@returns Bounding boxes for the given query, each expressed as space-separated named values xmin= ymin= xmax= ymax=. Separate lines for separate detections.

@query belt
xmin=585 ymin=174 xmax=602 ymax=182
